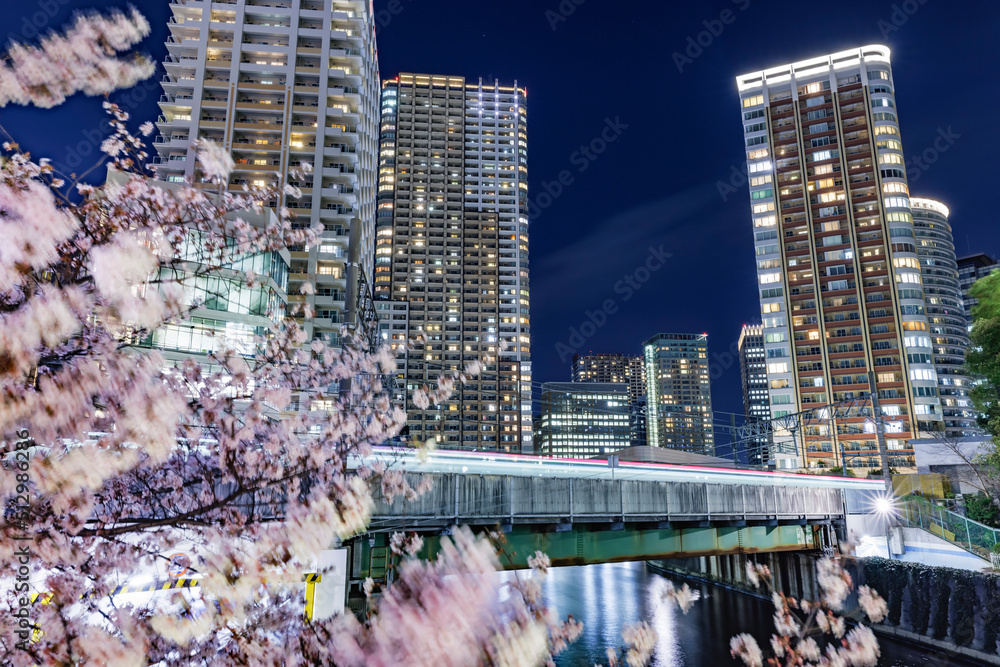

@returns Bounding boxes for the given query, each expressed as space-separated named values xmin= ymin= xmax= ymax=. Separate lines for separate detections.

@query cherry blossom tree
xmin=0 ymin=9 xmax=581 ymax=666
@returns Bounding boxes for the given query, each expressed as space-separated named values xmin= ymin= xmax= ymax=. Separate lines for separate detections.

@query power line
xmin=384 ymin=362 xmax=746 ymax=418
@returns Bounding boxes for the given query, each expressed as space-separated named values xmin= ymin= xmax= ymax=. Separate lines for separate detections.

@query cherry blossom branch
xmin=0 ymin=7 xmax=154 ymax=109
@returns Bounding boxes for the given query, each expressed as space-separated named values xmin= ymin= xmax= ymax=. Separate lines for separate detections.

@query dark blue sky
xmin=3 ymin=0 xmax=999 ymax=451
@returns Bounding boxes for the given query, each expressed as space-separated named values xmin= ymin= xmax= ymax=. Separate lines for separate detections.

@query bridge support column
xmin=308 ymin=548 xmax=348 ymax=621
xmin=650 ymin=551 xmax=825 ymax=606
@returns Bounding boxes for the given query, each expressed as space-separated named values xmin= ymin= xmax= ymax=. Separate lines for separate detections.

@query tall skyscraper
xmin=910 ymin=198 xmax=979 ymax=437
xmin=736 ymin=45 xmax=942 ymax=471
xmin=957 ymin=253 xmax=1000 ymax=325
xmin=376 ymin=74 xmax=530 ymax=453
xmin=154 ymin=0 xmax=381 ymax=352
xmin=643 ymin=333 xmax=714 ymax=455
xmin=738 ymin=324 xmax=772 ymax=466
xmin=538 ymin=383 xmax=630 ymax=458
xmin=572 ymin=353 xmax=646 ymax=446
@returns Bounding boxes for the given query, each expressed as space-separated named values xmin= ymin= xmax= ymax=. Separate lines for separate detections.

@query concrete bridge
xmin=349 ymin=449 xmax=884 ymax=577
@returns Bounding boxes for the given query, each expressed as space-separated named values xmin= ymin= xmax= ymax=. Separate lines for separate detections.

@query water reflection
xmin=542 ymin=561 xmax=976 ymax=667
xmin=648 ymin=578 xmax=681 ymax=666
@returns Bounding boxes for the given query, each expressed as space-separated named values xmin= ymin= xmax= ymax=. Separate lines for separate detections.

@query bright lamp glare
xmin=874 ymin=495 xmax=895 ymax=515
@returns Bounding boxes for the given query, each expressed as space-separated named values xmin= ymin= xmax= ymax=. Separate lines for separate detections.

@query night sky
xmin=3 ymin=0 xmax=999 ymax=453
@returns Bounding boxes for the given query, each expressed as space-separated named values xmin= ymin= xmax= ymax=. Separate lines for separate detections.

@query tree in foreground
xmin=731 ymin=554 xmax=887 ymax=667
xmin=0 ymin=9 xmax=587 ymax=665
xmin=963 ymin=270 xmax=1000 ymax=509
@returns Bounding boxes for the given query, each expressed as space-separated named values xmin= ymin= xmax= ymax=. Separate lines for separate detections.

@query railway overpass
xmin=349 ymin=449 xmax=884 ymax=576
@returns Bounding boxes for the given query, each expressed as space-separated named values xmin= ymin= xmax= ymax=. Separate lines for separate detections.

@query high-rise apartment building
xmin=738 ymin=324 xmax=772 ymax=466
xmin=376 ymin=74 xmax=530 ymax=452
xmin=910 ymin=198 xmax=979 ymax=437
xmin=957 ymin=253 xmax=999 ymax=325
xmin=736 ymin=45 xmax=942 ymax=471
xmin=643 ymin=333 xmax=714 ymax=455
xmin=538 ymin=382 xmax=630 ymax=458
xmin=572 ymin=353 xmax=646 ymax=446
xmin=155 ymin=0 xmax=381 ymax=352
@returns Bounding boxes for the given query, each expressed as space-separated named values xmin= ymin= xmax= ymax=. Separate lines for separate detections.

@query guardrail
xmin=900 ymin=495 xmax=999 ymax=561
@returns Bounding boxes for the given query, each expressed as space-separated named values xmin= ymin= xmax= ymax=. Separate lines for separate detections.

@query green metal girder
xmin=413 ymin=524 xmax=819 ymax=570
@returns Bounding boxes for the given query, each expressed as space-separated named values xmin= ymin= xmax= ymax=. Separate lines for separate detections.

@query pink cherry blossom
xmin=730 ymin=552 xmax=881 ymax=667
xmin=0 ymin=8 xmax=153 ymax=109
xmin=857 ymin=585 xmax=888 ymax=623
xmin=195 ymin=139 xmax=235 ymax=183
xmin=729 ymin=633 xmax=763 ymax=667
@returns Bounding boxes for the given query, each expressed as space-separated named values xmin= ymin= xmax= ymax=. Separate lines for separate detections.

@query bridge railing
xmin=367 ymin=472 xmax=844 ymax=528
xmin=899 ymin=495 xmax=1000 ymax=560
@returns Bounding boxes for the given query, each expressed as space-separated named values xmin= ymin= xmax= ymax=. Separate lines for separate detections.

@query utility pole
xmin=867 ymin=371 xmax=892 ymax=494
xmin=730 ymin=414 xmax=738 ymax=465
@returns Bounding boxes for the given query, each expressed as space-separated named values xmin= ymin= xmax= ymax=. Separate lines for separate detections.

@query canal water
xmin=535 ymin=561 xmax=981 ymax=666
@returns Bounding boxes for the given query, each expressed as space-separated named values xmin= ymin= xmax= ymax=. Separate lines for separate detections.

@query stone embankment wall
xmin=650 ymin=553 xmax=1000 ymax=664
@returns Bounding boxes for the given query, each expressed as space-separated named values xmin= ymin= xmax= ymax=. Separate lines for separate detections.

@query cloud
xmin=533 ymin=183 xmax=719 ymax=294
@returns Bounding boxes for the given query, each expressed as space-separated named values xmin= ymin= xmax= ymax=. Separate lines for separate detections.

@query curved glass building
xmin=911 ymin=198 xmax=980 ymax=436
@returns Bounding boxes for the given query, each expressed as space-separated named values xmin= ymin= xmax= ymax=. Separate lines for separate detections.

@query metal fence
xmin=900 ymin=495 xmax=1000 ymax=560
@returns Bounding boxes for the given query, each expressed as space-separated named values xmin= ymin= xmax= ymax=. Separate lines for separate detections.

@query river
xmin=533 ymin=561 xmax=981 ymax=666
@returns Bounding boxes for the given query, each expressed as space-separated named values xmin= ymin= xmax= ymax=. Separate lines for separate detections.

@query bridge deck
xmin=348 ymin=450 xmax=884 ymax=573
xmin=361 ymin=448 xmax=883 ymax=531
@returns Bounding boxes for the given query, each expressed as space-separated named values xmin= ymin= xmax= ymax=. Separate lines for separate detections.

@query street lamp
xmin=871 ymin=491 xmax=899 ymax=559
xmin=873 ymin=494 xmax=896 ymax=517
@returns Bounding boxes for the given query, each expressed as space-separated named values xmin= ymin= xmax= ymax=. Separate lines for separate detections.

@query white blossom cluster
xmin=0 ymin=8 xmax=154 ymax=108
xmin=732 ymin=555 xmax=886 ymax=667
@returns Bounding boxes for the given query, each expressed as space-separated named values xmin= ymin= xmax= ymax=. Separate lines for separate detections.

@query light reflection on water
xmin=541 ymin=561 xmax=978 ymax=667
xmin=648 ymin=578 xmax=681 ymax=666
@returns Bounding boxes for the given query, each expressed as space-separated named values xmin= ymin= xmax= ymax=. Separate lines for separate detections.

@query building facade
xmin=376 ymin=74 xmax=531 ymax=452
xmin=643 ymin=333 xmax=714 ymax=455
xmin=154 ymin=0 xmax=382 ymax=354
xmin=571 ymin=353 xmax=646 ymax=397
xmin=572 ymin=353 xmax=647 ymax=446
xmin=738 ymin=324 xmax=772 ymax=466
xmin=133 ymin=174 xmax=292 ymax=369
xmin=912 ymin=436 xmax=994 ymax=495
xmin=910 ymin=198 xmax=979 ymax=437
xmin=736 ymin=45 xmax=942 ymax=471
xmin=538 ymin=382 xmax=630 ymax=458
xmin=957 ymin=253 xmax=1000 ymax=325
